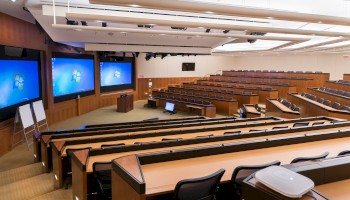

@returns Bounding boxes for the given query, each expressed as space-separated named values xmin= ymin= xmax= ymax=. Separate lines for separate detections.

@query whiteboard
xmin=32 ymin=100 xmax=46 ymax=122
xmin=18 ymin=104 xmax=35 ymax=129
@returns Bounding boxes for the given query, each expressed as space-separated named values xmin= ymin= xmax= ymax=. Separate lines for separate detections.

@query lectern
xmin=117 ymin=94 xmax=133 ymax=113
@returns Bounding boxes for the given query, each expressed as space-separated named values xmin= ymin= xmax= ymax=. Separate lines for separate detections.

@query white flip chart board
xmin=32 ymin=100 xmax=46 ymax=122
xmin=18 ymin=104 xmax=35 ymax=129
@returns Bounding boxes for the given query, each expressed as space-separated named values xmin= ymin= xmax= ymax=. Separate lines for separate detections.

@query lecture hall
xmin=1 ymin=0 xmax=350 ymax=200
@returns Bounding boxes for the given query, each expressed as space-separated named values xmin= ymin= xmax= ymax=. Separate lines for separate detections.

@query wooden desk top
xmin=186 ymin=104 xmax=204 ymax=109
xmin=51 ymin=119 xmax=277 ymax=143
xmin=85 ymin=120 xmax=334 ymax=173
xmin=141 ymin=136 xmax=350 ymax=196
xmin=63 ymin=119 xmax=328 ymax=156
xmin=267 ymin=99 xmax=298 ymax=113
xmin=243 ymin=105 xmax=260 ymax=114
xmin=315 ymin=179 xmax=350 ymax=200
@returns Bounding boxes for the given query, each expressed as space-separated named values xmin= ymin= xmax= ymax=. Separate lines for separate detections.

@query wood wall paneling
xmin=138 ymin=77 xmax=199 ymax=100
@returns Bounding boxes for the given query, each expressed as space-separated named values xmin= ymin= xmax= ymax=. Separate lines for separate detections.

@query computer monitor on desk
xmin=165 ymin=102 xmax=175 ymax=114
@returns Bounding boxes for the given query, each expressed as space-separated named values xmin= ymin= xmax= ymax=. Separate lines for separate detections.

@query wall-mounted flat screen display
xmin=182 ymin=63 xmax=195 ymax=71
xmin=52 ymin=53 xmax=95 ymax=103
xmin=0 ymin=46 xmax=42 ymax=121
xmin=100 ymin=57 xmax=135 ymax=93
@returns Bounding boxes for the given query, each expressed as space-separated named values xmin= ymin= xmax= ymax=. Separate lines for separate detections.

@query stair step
xmin=0 ymin=173 xmax=54 ymax=200
xmin=0 ymin=162 xmax=43 ymax=187
xmin=29 ymin=188 xmax=73 ymax=200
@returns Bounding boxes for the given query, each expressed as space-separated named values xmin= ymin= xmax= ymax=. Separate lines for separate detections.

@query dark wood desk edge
xmin=71 ymin=149 xmax=90 ymax=171
xmin=112 ymin=155 xmax=146 ymax=194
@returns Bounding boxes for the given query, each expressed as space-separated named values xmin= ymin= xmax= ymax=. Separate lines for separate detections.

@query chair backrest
xmin=196 ymin=134 xmax=214 ymax=139
xmin=312 ymin=121 xmax=324 ymax=126
xmin=162 ymin=138 xmax=182 ymax=141
xmin=293 ymin=106 xmax=301 ymax=112
xmin=174 ymin=169 xmax=225 ymax=200
xmin=93 ymin=161 xmax=112 ymax=177
xmin=338 ymin=150 xmax=350 ymax=157
xmin=231 ymin=160 xmax=281 ymax=187
xmin=342 ymin=106 xmax=350 ymax=111
xmin=323 ymin=100 xmax=331 ymax=106
xmin=224 ymin=131 xmax=241 ymax=135
xmin=332 ymin=102 xmax=341 ymax=109
xmin=249 ymin=129 xmax=266 ymax=132
xmin=316 ymin=97 xmax=324 ymax=103
xmin=272 ymin=126 xmax=288 ymax=130
xmin=290 ymin=152 xmax=329 ymax=164
xmin=101 ymin=143 xmax=125 ymax=149
xmin=292 ymin=122 xmax=309 ymax=127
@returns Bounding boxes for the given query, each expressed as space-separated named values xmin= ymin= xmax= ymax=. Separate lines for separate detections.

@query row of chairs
xmin=336 ymin=80 xmax=350 ymax=85
xmin=65 ymin=119 xmax=337 ymax=200
xmin=216 ymin=74 xmax=309 ymax=80
xmin=206 ymin=79 xmax=290 ymax=87
xmin=187 ymin=82 xmax=273 ymax=91
xmin=276 ymin=98 xmax=301 ymax=112
xmin=157 ymin=92 xmax=233 ymax=102
xmin=156 ymin=94 xmax=214 ymax=106
xmin=301 ymin=92 xmax=350 ymax=111
xmin=168 ymin=88 xmax=240 ymax=97
xmin=230 ymin=69 xmax=323 ymax=74
xmin=319 ymin=87 xmax=350 ymax=97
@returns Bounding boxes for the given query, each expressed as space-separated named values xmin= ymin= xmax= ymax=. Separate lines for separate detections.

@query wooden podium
xmin=117 ymin=94 xmax=134 ymax=113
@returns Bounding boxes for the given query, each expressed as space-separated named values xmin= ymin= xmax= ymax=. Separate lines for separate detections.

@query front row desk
xmin=71 ymin=126 xmax=350 ymax=200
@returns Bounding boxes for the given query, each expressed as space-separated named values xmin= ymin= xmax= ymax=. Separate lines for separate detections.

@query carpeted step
xmin=0 ymin=162 xmax=43 ymax=187
xmin=0 ymin=173 xmax=54 ymax=200
xmin=29 ymin=189 xmax=73 ymax=200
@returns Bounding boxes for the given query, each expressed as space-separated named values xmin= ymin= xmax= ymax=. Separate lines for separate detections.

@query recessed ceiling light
xmin=197 ymin=27 xmax=204 ymax=29
xmin=120 ymin=32 xmax=127 ymax=34
xmin=129 ymin=4 xmax=140 ymax=7
xmin=159 ymin=34 xmax=166 ymax=36
xmin=267 ymin=17 xmax=274 ymax=19
xmin=205 ymin=11 xmax=214 ymax=14
xmin=11 ymin=0 xmax=16 ymax=2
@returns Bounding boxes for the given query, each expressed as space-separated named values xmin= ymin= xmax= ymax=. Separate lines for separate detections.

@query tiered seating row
xmin=266 ymin=98 xmax=300 ymax=119
xmin=181 ymin=82 xmax=276 ymax=104
xmin=325 ymin=80 xmax=350 ymax=91
xmin=289 ymin=93 xmax=350 ymax=120
xmin=110 ymin=120 xmax=350 ymax=200
xmin=223 ymin=69 xmax=329 ymax=87
xmin=166 ymin=85 xmax=259 ymax=106
xmin=208 ymin=74 xmax=314 ymax=92
xmin=308 ymin=87 xmax=350 ymax=109
xmin=197 ymin=79 xmax=296 ymax=99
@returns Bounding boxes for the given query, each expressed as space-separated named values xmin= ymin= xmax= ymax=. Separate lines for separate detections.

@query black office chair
xmin=290 ymin=152 xmax=329 ymax=164
xmin=292 ymin=122 xmax=309 ymax=127
xmin=342 ymin=106 xmax=350 ymax=111
xmin=224 ymin=131 xmax=241 ymax=135
xmin=337 ymin=150 xmax=350 ymax=157
xmin=173 ymin=169 xmax=225 ymax=200
xmin=316 ymin=97 xmax=324 ymax=103
xmin=312 ymin=121 xmax=325 ymax=126
xmin=64 ymin=147 xmax=92 ymax=189
xmin=100 ymin=143 xmax=125 ymax=149
xmin=323 ymin=100 xmax=331 ymax=106
xmin=272 ymin=126 xmax=288 ymax=129
xmin=162 ymin=138 xmax=183 ymax=141
xmin=92 ymin=161 xmax=112 ymax=200
xmin=332 ymin=102 xmax=341 ymax=109
xmin=293 ymin=106 xmax=301 ymax=112
xmin=134 ymin=141 xmax=157 ymax=145
xmin=249 ymin=129 xmax=266 ymax=132
xmin=196 ymin=134 xmax=214 ymax=139
xmin=231 ymin=160 xmax=281 ymax=199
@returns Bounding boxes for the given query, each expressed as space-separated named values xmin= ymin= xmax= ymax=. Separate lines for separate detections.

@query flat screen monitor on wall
xmin=182 ymin=63 xmax=195 ymax=71
xmin=0 ymin=46 xmax=42 ymax=121
xmin=52 ymin=52 xmax=95 ymax=103
xmin=100 ymin=57 xmax=136 ymax=93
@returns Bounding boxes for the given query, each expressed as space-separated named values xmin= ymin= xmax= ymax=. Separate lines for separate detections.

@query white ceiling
xmin=3 ymin=0 xmax=350 ymax=55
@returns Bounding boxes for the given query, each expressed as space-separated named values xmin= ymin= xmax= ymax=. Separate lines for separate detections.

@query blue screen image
xmin=0 ymin=60 xmax=40 ymax=109
xmin=100 ymin=62 xmax=132 ymax=86
xmin=52 ymin=58 xmax=95 ymax=97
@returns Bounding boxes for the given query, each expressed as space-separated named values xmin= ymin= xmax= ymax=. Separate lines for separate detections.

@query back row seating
xmin=276 ymin=98 xmax=301 ymax=112
xmin=319 ymin=87 xmax=350 ymax=97
xmin=301 ymin=92 xmax=350 ymax=111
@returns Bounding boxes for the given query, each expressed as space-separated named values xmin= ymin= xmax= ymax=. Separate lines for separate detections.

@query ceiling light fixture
xmin=11 ymin=0 xmax=16 ymax=2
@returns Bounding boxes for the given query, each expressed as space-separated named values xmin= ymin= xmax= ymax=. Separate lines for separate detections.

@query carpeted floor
xmin=0 ymin=100 xmax=225 ymax=199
